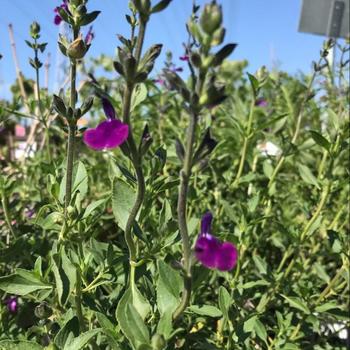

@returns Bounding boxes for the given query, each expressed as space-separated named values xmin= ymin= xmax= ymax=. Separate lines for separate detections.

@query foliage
xmin=0 ymin=1 xmax=349 ymax=349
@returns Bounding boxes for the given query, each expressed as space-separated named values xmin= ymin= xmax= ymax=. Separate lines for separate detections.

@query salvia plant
xmin=0 ymin=0 xmax=349 ymax=349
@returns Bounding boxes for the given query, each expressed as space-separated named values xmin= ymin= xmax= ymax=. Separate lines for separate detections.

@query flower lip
xmin=195 ymin=211 xmax=238 ymax=271
xmin=83 ymin=119 xmax=129 ymax=150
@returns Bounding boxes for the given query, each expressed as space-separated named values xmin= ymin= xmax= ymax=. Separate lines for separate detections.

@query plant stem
xmin=316 ymin=264 xmax=346 ymax=304
xmin=267 ymin=60 xmax=321 ymax=189
xmin=64 ymin=58 xmax=77 ymax=213
xmin=75 ymin=268 xmax=86 ymax=332
xmin=1 ymin=196 xmax=16 ymax=240
xmin=233 ymin=99 xmax=255 ymax=187
xmin=120 ymin=19 xmax=148 ymax=287
xmin=173 ymin=112 xmax=198 ymax=321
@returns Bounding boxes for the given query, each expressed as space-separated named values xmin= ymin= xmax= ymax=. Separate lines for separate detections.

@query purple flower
xmin=83 ymin=98 xmax=129 ymax=150
xmin=5 ymin=296 xmax=18 ymax=313
xmin=54 ymin=0 xmax=69 ymax=25
xmin=179 ymin=55 xmax=189 ymax=61
xmin=171 ymin=66 xmax=183 ymax=73
xmin=255 ymin=98 xmax=268 ymax=108
xmin=154 ymin=78 xmax=166 ymax=86
xmin=85 ymin=26 xmax=94 ymax=46
xmin=195 ymin=212 xmax=238 ymax=271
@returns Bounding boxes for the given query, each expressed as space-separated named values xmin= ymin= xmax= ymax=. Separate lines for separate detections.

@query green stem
xmin=233 ymin=99 xmax=255 ymax=187
xmin=64 ymin=60 xmax=77 ymax=213
xmin=75 ymin=268 xmax=86 ymax=331
xmin=120 ymin=19 xmax=148 ymax=288
xmin=316 ymin=264 xmax=346 ymax=304
xmin=267 ymin=59 xmax=321 ymax=189
xmin=173 ymin=112 xmax=198 ymax=321
xmin=1 ymin=196 xmax=16 ymax=239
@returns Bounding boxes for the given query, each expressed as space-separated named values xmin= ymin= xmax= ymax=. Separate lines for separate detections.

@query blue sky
xmin=0 ymin=0 xmax=329 ymax=99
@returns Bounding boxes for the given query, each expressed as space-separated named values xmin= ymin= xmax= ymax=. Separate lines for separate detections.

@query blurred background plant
xmin=0 ymin=0 xmax=349 ymax=349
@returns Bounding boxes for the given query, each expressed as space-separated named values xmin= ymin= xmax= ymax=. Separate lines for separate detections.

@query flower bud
xmin=210 ymin=27 xmax=225 ymax=47
xmin=67 ymin=35 xmax=87 ymax=59
xmin=200 ymin=2 xmax=222 ymax=35
xmin=30 ymin=22 xmax=41 ymax=39
xmin=35 ymin=302 xmax=52 ymax=319
xmin=67 ymin=206 xmax=75 ymax=214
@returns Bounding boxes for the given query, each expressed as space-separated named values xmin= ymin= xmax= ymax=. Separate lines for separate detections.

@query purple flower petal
xmin=179 ymin=55 xmax=189 ymax=61
xmin=102 ymin=98 xmax=115 ymax=120
xmin=195 ymin=212 xmax=238 ymax=271
xmin=85 ymin=26 xmax=94 ymax=45
xmin=195 ymin=234 xmax=221 ymax=269
xmin=54 ymin=14 xmax=62 ymax=25
xmin=255 ymin=98 xmax=268 ymax=107
xmin=6 ymin=296 xmax=18 ymax=313
xmin=201 ymin=211 xmax=213 ymax=234
xmin=216 ymin=242 xmax=238 ymax=271
xmin=83 ymin=120 xmax=129 ymax=150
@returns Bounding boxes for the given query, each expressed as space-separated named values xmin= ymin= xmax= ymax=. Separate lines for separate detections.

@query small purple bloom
xmin=179 ymin=55 xmax=189 ymax=61
xmin=154 ymin=78 xmax=166 ymax=86
xmin=83 ymin=120 xmax=129 ymax=150
xmin=5 ymin=296 xmax=18 ymax=313
xmin=195 ymin=212 xmax=238 ymax=271
xmin=255 ymin=98 xmax=268 ymax=108
xmin=83 ymin=99 xmax=128 ymax=150
xmin=85 ymin=26 xmax=94 ymax=46
xmin=172 ymin=66 xmax=183 ymax=73
xmin=54 ymin=0 xmax=69 ymax=25
xmin=101 ymin=98 xmax=115 ymax=120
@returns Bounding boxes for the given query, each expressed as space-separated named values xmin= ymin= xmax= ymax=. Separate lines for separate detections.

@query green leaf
xmin=116 ymin=288 xmax=150 ymax=350
xmin=281 ymin=295 xmax=310 ymax=314
xmin=297 ymin=164 xmax=320 ymax=189
xmin=60 ymin=161 xmax=88 ymax=204
xmin=61 ymin=249 xmax=77 ymax=303
xmin=313 ymin=262 xmax=330 ymax=283
xmin=151 ymin=0 xmax=172 ymax=13
xmin=282 ymin=343 xmax=301 ymax=350
xmin=54 ymin=316 xmax=80 ymax=349
xmin=112 ymin=178 xmax=137 ymax=231
xmin=156 ymin=261 xmax=182 ymax=338
xmin=64 ymin=329 xmax=101 ymax=350
xmin=218 ymin=286 xmax=231 ymax=319
xmin=242 ymin=280 xmax=270 ymax=289
xmin=79 ymin=11 xmax=101 ymax=26
xmin=0 ymin=341 xmax=43 ymax=350
xmin=51 ymin=248 xmax=76 ymax=306
xmin=309 ymin=130 xmax=331 ymax=151
xmin=95 ymin=312 xmax=121 ymax=349
xmin=83 ymin=199 xmax=106 ymax=219
xmin=157 ymin=261 xmax=182 ymax=314
xmin=131 ymin=285 xmax=151 ymax=321
xmin=243 ymin=316 xmax=257 ymax=333
xmin=131 ymin=83 xmax=147 ymax=111
xmin=0 ymin=271 xmax=51 ymax=295
xmin=315 ymin=302 xmax=341 ymax=313
xmin=35 ymin=211 xmax=63 ymax=231
xmin=247 ymin=73 xmax=259 ymax=96
xmin=255 ymin=319 xmax=267 ymax=344
xmin=263 ymin=160 xmax=273 ymax=179
xmin=188 ymin=305 xmax=223 ymax=318
xmin=252 ymin=255 xmax=267 ymax=275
